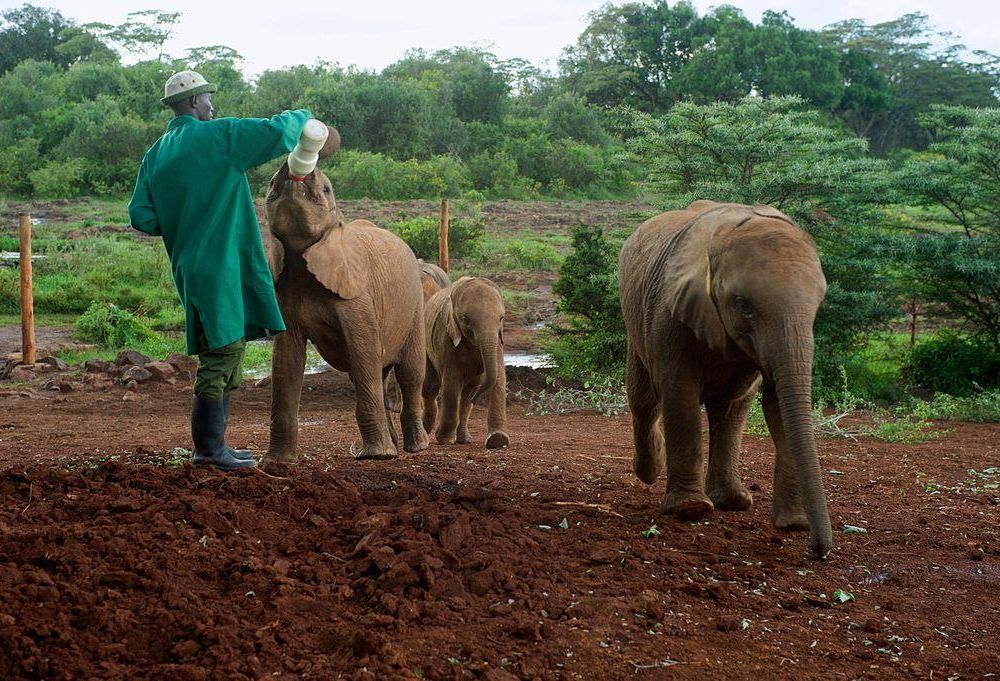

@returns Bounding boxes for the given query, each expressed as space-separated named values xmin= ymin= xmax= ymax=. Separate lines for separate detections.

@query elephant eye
xmin=323 ymin=185 xmax=331 ymax=194
xmin=734 ymin=296 xmax=754 ymax=318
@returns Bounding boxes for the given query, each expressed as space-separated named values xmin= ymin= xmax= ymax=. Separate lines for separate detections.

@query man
xmin=128 ymin=70 xmax=312 ymax=470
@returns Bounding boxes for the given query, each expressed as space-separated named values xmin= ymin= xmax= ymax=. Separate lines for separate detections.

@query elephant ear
xmin=265 ymin=231 xmax=284 ymax=282
xmin=302 ymin=223 xmax=367 ymax=300
xmin=444 ymin=295 xmax=463 ymax=347
xmin=657 ymin=206 xmax=736 ymax=354
xmin=751 ymin=204 xmax=796 ymax=226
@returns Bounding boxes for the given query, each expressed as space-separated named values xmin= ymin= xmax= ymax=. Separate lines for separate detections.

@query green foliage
xmin=74 ymin=300 xmax=155 ymax=348
xmin=327 ymin=150 xmax=470 ymax=200
xmin=890 ymin=106 xmax=1000 ymax=353
xmin=29 ymin=158 xmax=87 ymax=198
xmin=544 ymin=223 xmax=626 ymax=380
xmin=476 ymin=236 xmax=561 ymax=271
xmin=386 ymin=215 xmax=484 ymax=262
xmin=907 ymin=333 xmax=1000 ymax=396
xmin=909 ymin=391 xmax=1000 ymax=423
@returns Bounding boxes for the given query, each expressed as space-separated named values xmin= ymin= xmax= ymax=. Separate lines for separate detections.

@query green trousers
xmin=193 ymin=332 xmax=246 ymax=400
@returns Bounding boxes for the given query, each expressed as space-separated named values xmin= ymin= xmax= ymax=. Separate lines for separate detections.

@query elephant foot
xmin=403 ymin=427 xmax=429 ymax=453
xmin=485 ymin=431 xmax=510 ymax=449
xmin=435 ymin=426 xmax=458 ymax=445
xmin=262 ymin=450 xmax=298 ymax=465
xmin=354 ymin=442 xmax=398 ymax=460
xmin=456 ymin=428 xmax=473 ymax=445
xmin=708 ymin=481 xmax=753 ymax=511
xmin=633 ymin=449 xmax=664 ymax=485
xmin=661 ymin=489 xmax=714 ymax=521
xmin=773 ymin=507 xmax=810 ymax=531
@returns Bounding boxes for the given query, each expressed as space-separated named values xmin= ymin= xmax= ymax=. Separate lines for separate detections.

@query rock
xmin=122 ymin=390 xmax=145 ymax=402
xmin=36 ymin=356 xmax=69 ymax=371
xmin=41 ymin=379 xmax=73 ymax=393
xmin=85 ymin=360 xmax=116 ymax=374
xmin=144 ymin=361 xmax=176 ymax=381
xmin=9 ymin=366 xmax=35 ymax=382
xmin=120 ymin=366 xmax=153 ymax=384
xmin=116 ymin=350 xmax=151 ymax=367
xmin=166 ymin=352 xmax=197 ymax=377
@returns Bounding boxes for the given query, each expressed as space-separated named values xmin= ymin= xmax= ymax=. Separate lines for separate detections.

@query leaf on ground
xmin=842 ymin=525 xmax=868 ymax=533
xmin=640 ymin=525 xmax=660 ymax=538
xmin=832 ymin=589 xmax=855 ymax=604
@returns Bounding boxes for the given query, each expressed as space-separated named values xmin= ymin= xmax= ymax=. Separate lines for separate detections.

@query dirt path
xmin=0 ymin=326 xmax=77 ymax=359
xmin=1 ymin=371 xmax=998 ymax=679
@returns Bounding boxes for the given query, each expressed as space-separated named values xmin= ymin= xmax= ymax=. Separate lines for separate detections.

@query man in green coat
xmin=128 ymin=70 xmax=312 ymax=470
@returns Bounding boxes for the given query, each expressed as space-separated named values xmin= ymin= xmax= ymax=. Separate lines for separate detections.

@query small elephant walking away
xmin=423 ymin=277 xmax=510 ymax=449
xmin=418 ymin=259 xmax=451 ymax=302
xmin=619 ymin=200 xmax=833 ymax=558
xmin=263 ymin=154 xmax=429 ymax=461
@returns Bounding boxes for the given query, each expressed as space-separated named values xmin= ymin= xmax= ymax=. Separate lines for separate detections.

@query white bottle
xmin=288 ymin=119 xmax=329 ymax=177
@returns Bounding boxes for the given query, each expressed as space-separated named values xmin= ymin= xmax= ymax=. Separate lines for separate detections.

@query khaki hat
xmin=161 ymin=70 xmax=218 ymax=105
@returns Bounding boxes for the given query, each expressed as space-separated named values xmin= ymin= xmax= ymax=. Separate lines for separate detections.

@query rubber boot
xmin=191 ymin=396 xmax=256 ymax=470
xmin=222 ymin=393 xmax=254 ymax=461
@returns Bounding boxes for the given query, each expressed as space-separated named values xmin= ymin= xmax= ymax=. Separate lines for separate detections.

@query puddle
xmin=504 ymin=352 xmax=552 ymax=369
xmin=246 ymin=342 xmax=554 ymax=379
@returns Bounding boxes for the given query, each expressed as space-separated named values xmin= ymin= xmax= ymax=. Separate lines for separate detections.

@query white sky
xmin=5 ymin=0 xmax=999 ymax=77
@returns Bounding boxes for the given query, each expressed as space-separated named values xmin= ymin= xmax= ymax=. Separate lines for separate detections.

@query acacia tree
xmin=892 ymin=106 xmax=1000 ymax=353
xmin=624 ymin=96 xmax=899 ymax=386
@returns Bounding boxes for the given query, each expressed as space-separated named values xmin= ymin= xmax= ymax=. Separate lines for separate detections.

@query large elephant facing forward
xmin=263 ymin=151 xmax=429 ymax=461
xmin=619 ymin=200 xmax=832 ymax=558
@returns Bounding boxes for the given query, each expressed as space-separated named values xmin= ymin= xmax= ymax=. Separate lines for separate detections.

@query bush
xmin=29 ymin=158 xmax=86 ymax=198
xmin=75 ymin=300 xmax=156 ymax=349
xmin=386 ymin=214 xmax=484 ymax=261
xmin=907 ymin=332 xmax=1000 ymax=396
xmin=328 ymin=150 xmax=470 ymax=200
xmin=543 ymin=223 xmax=626 ymax=380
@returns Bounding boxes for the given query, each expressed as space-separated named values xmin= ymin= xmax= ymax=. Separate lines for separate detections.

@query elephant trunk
xmin=769 ymin=329 xmax=832 ymax=559
xmin=472 ymin=333 xmax=500 ymax=405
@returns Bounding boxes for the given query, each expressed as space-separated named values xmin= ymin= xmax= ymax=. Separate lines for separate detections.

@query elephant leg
xmin=485 ymin=343 xmax=509 ymax=450
xmin=266 ymin=327 xmax=306 ymax=463
xmin=382 ymin=367 xmax=399 ymax=450
xmin=660 ymin=382 xmax=713 ymax=521
xmin=627 ymin=348 xmax=663 ymax=484
xmin=349 ymin=355 xmax=398 ymax=460
xmin=705 ymin=384 xmax=757 ymax=512
xmin=435 ymin=367 xmax=462 ymax=445
xmin=456 ymin=380 xmax=477 ymax=444
xmin=762 ymin=379 xmax=809 ymax=531
xmin=422 ymin=360 xmax=440 ymax=434
xmin=393 ymin=338 xmax=429 ymax=453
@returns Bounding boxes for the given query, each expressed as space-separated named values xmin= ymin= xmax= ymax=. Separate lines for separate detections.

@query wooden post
xmin=18 ymin=212 xmax=35 ymax=366
xmin=438 ymin=198 xmax=449 ymax=273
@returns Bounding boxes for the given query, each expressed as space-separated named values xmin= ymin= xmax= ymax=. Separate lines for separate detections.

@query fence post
xmin=438 ymin=198 xmax=449 ymax=273
xmin=18 ymin=212 xmax=35 ymax=366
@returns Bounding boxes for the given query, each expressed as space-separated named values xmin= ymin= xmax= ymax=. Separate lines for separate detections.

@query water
xmin=245 ymin=342 xmax=553 ymax=379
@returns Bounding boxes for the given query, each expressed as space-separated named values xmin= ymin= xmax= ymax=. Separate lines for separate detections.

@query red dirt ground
xmin=1 ymin=370 xmax=998 ymax=680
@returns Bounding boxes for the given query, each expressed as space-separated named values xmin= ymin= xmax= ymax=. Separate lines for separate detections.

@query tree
xmin=624 ymin=96 xmax=899 ymax=387
xmin=823 ymin=13 xmax=1000 ymax=152
xmin=85 ymin=10 xmax=181 ymax=61
xmin=892 ymin=106 xmax=1000 ymax=353
xmin=560 ymin=0 xmax=709 ymax=111
xmin=0 ymin=4 xmax=111 ymax=74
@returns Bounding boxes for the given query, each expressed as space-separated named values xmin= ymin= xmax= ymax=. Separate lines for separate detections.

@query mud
xmin=1 ymin=370 xmax=998 ymax=679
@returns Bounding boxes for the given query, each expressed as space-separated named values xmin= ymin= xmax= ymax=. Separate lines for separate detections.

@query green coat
xmin=128 ymin=109 xmax=312 ymax=354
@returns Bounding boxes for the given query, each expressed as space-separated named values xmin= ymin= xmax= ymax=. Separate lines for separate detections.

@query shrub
xmin=907 ymin=332 xmax=1000 ymax=396
xmin=543 ymin=223 xmax=626 ymax=380
xmin=386 ymin=214 xmax=484 ymax=261
xmin=29 ymin=158 xmax=86 ymax=198
xmin=327 ymin=150 xmax=470 ymax=200
xmin=75 ymin=300 xmax=156 ymax=349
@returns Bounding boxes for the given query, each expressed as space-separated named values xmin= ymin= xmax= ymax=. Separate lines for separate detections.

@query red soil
xmin=1 ymin=371 xmax=998 ymax=679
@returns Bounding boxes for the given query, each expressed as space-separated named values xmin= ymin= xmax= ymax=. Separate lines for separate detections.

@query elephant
xmin=263 ymin=140 xmax=429 ymax=461
xmin=422 ymin=276 xmax=510 ymax=449
xmin=619 ymin=200 xmax=832 ymax=558
xmin=418 ymin=260 xmax=451 ymax=302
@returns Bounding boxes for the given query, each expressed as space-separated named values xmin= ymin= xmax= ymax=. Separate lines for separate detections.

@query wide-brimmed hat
xmin=161 ymin=70 xmax=218 ymax=105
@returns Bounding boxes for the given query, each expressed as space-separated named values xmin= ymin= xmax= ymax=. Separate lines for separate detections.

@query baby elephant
xmin=423 ymin=277 xmax=510 ymax=449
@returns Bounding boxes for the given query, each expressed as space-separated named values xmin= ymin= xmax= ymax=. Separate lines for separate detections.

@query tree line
xmin=1 ymin=2 xmax=997 ymax=199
